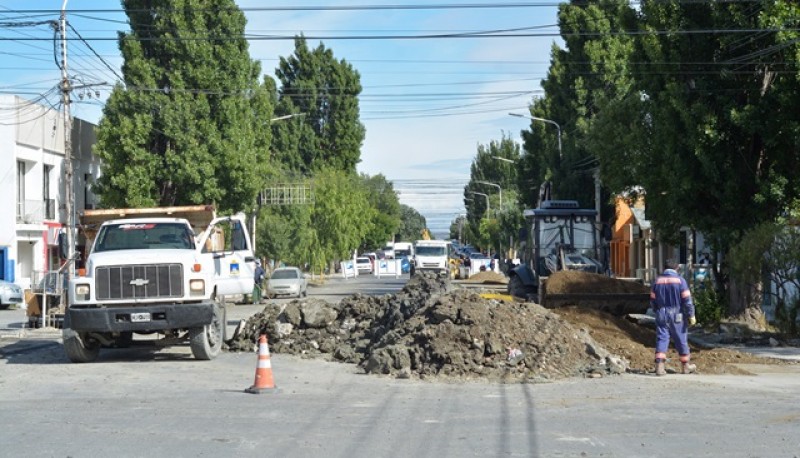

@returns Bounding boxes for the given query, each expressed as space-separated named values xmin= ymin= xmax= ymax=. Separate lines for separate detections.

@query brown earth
xmin=226 ymin=272 xmax=793 ymax=381
xmin=545 ymin=270 xmax=650 ymax=295
xmin=466 ymin=271 xmax=508 ymax=284
xmin=551 ymin=307 xmax=789 ymax=375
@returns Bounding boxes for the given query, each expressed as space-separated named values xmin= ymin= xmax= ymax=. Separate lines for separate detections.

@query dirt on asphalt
xmin=227 ymin=271 xmax=793 ymax=381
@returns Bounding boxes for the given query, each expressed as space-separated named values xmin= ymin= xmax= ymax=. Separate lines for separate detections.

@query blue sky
xmin=0 ymin=0 xmax=561 ymax=236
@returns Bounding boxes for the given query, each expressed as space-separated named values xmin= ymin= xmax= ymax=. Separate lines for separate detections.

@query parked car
xmin=356 ymin=256 xmax=373 ymax=274
xmin=265 ymin=267 xmax=308 ymax=299
xmin=0 ymin=279 xmax=24 ymax=309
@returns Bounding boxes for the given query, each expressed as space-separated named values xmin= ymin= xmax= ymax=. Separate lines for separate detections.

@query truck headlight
xmin=189 ymin=279 xmax=205 ymax=296
xmin=75 ymin=284 xmax=90 ymax=301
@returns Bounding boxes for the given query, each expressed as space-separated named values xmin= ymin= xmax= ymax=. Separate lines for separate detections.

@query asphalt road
xmin=2 ymin=275 xmax=800 ymax=457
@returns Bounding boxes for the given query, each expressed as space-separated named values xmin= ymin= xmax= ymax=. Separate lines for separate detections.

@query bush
xmin=773 ymin=296 xmax=799 ymax=336
xmin=692 ymin=280 xmax=724 ymax=326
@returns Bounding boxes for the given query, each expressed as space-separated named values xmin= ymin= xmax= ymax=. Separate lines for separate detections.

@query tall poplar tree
xmin=94 ymin=0 xmax=273 ymax=212
xmin=273 ymin=36 xmax=365 ymax=174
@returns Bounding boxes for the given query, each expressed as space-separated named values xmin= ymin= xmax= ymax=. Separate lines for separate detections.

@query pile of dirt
xmin=545 ymin=270 xmax=650 ymax=295
xmin=540 ymin=271 xmax=651 ymax=315
xmin=227 ymin=272 xmax=792 ymax=380
xmin=466 ymin=271 xmax=508 ymax=284
xmin=227 ymin=272 xmax=628 ymax=381
xmin=553 ymin=306 xmax=792 ymax=375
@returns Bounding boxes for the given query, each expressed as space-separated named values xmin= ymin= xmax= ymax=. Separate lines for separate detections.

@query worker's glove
xmin=689 ymin=316 xmax=697 ymax=326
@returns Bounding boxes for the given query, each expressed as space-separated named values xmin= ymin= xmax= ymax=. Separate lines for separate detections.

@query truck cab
xmin=411 ymin=240 xmax=452 ymax=277
xmin=508 ymin=200 xmax=605 ymax=299
xmin=63 ymin=206 xmax=255 ymax=363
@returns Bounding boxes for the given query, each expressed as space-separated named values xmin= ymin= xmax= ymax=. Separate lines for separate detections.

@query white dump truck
xmin=63 ymin=205 xmax=255 ymax=363
xmin=410 ymin=240 xmax=451 ymax=277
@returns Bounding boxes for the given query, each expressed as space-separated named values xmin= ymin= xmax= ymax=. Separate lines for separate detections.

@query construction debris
xmin=227 ymin=271 xmax=792 ymax=381
xmin=228 ymin=272 xmax=631 ymax=381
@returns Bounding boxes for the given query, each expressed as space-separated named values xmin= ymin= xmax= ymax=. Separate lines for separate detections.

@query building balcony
xmin=16 ymin=199 xmax=56 ymax=224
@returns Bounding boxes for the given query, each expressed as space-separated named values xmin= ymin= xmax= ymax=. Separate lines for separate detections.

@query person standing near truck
xmin=253 ymin=260 xmax=266 ymax=304
xmin=650 ymin=259 xmax=697 ymax=376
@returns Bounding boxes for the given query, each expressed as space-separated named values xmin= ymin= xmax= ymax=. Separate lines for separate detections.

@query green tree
xmin=397 ymin=205 xmax=427 ymax=242
xmin=273 ymin=36 xmax=365 ymax=174
xmin=359 ymin=174 xmax=402 ymax=250
xmin=94 ymin=0 xmax=273 ymax=212
xmin=616 ymin=0 xmax=800 ymax=316
xmin=309 ymin=169 xmax=375 ymax=271
xmin=519 ymin=0 xmax=636 ymax=214
xmin=530 ymin=0 xmax=800 ymax=319
xmin=464 ymin=133 xmax=521 ymax=252
xmin=729 ymin=222 xmax=800 ymax=335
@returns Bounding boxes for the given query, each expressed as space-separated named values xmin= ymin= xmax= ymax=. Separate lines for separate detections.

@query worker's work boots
xmin=681 ymin=362 xmax=697 ymax=374
xmin=655 ymin=361 xmax=666 ymax=376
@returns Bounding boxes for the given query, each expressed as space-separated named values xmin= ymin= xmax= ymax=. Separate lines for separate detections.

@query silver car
xmin=265 ymin=267 xmax=308 ymax=299
xmin=0 ymin=279 xmax=24 ymax=309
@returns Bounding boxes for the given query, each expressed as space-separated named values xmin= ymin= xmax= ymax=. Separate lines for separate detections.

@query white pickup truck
xmin=63 ymin=206 xmax=255 ymax=363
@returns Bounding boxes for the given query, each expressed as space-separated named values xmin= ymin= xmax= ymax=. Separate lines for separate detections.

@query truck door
xmin=197 ymin=217 xmax=255 ymax=297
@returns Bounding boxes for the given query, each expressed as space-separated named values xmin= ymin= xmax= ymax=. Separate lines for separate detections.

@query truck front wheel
xmin=63 ymin=328 xmax=100 ymax=363
xmin=189 ymin=303 xmax=224 ymax=360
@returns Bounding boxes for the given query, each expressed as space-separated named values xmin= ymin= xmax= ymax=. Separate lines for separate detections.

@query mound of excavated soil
xmin=228 ymin=272 xmax=627 ymax=381
xmin=227 ymin=272 xmax=791 ymax=381
xmin=545 ymin=271 xmax=650 ymax=295
xmin=466 ymin=271 xmax=508 ymax=284
xmin=553 ymin=306 xmax=792 ymax=375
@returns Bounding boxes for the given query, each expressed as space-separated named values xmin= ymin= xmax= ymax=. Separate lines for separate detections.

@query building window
xmin=16 ymin=160 xmax=26 ymax=221
xmin=43 ymin=164 xmax=54 ymax=219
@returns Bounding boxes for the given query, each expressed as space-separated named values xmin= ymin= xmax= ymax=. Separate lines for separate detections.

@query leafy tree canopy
xmin=94 ymin=0 xmax=273 ymax=213
xmin=273 ymin=36 xmax=365 ymax=175
xmin=397 ymin=205 xmax=428 ymax=242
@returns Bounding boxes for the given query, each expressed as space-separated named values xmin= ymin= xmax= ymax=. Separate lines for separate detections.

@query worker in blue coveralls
xmin=650 ymin=259 xmax=697 ymax=376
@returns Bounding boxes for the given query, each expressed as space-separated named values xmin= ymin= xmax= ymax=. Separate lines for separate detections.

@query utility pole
xmin=59 ymin=0 xmax=75 ymax=281
xmin=593 ymin=168 xmax=601 ymax=224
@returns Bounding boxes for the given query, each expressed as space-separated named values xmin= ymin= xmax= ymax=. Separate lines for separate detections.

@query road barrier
xmin=375 ymin=259 xmax=402 ymax=279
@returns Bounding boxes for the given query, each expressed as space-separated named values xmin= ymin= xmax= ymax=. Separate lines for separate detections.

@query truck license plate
xmin=131 ymin=312 xmax=151 ymax=323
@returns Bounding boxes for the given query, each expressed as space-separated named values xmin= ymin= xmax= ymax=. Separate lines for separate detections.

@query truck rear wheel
xmin=63 ymin=328 xmax=100 ymax=363
xmin=189 ymin=303 xmax=224 ymax=360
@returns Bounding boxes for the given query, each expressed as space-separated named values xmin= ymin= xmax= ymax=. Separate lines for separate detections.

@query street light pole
xmin=509 ymin=112 xmax=561 ymax=158
xmin=475 ymin=180 xmax=502 ymax=208
xmin=469 ymin=191 xmax=490 ymax=214
xmin=491 ymin=156 xmax=516 ymax=164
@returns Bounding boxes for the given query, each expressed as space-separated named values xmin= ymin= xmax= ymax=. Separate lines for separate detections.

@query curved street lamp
xmin=509 ymin=112 xmax=561 ymax=158
xmin=491 ymin=155 xmax=516 ymax=164
xmin=475 ymin=180 xmax=502 ymax=208
xmin=469 ymin=191 xmax=490 ymax=214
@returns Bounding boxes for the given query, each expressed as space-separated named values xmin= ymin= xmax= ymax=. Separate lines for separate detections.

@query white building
xmin=0 ymin=95 xmax=100 ymax=289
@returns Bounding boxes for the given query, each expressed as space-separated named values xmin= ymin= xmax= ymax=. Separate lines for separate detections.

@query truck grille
xmin=96 ymin=264 xmax=184 ymax=300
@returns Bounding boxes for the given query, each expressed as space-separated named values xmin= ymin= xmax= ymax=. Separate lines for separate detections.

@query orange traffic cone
xmin=245 ymin=334 xmax=278 ymax=394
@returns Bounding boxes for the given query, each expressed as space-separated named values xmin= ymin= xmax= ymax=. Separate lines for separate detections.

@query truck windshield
xmin=416 ymin=246 xmax=446 ymax=256
xmin=94 ymin=223 xmax=196 ymax=252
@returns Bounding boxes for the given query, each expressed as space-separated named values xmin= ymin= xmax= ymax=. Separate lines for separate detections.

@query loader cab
xmin=524 ymin=200 xmax=602 ymax=277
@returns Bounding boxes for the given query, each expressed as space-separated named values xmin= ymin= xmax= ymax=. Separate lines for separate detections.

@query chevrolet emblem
xmin=130 ymin=278 xmax=150 ymax=287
